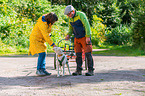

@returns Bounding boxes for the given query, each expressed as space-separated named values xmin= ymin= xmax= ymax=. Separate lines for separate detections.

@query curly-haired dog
xmin=53 ymin=47 xmax=71 ymax=77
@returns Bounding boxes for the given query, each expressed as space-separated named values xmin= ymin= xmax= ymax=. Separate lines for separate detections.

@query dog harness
xmin=57 ymin=56 xmax=68 ymax=66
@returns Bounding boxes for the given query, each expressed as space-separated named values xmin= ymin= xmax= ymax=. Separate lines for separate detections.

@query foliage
xmin=105 ymin=25 xmax=132 ymax=45
xmin=0 ymin=1 xmax=34 ymax=47
xmin=62 ymin=0 xmax=122 ymax=28
xmin=95 ymin=0 xmax=122 ymax=28
xmin=0 ymin=0 xmax=68 ymax=53
xmin=0 ymin=0 xmax=145 ymax=54
xmin=131 ymin=0 xmax=145 ymax=49
xmin=117 ymin=0 xmax=133 ymax=25
xmin=91 ymin=15 xmax=106 ymax=46
xmin=49 ymin=0 xmax=71 ymax=5
xmin=72 ymin=0 xmax=98 ymax=24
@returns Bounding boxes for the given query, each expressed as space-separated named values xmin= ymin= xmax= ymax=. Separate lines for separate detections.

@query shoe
xmin=72 ymin=70 xmax=82 ymax=76
xmin=42 ymin=69 xmax=51 ymax=76
xmin=85 ymin=70 xmax=94 ymax=76
xmin=36 ymin=69 xmax=46 ymax=76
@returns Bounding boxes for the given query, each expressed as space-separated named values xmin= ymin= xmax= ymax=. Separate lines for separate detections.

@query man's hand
xmin=65 ymin=35 xmax=70 ymax=40
xmin=86 ymin=37 xmax=91 ymax=44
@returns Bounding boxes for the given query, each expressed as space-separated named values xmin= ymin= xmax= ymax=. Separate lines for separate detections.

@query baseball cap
xmin=64 ymin=5 xmax=75 ymax=15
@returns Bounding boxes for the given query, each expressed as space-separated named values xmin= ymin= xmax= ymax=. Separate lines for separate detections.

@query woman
xmin=29 ymin=12 xmax=58 ymax=76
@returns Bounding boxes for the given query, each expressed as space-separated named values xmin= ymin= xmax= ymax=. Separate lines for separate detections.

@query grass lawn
xmin=0 ymin=45 xmax=145 ymax=57
xmin=92 ymin=45 xmax=145 ymax=56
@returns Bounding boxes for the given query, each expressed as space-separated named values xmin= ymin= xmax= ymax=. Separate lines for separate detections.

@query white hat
xmin=64 ymin=5 xmax=75 ymax=15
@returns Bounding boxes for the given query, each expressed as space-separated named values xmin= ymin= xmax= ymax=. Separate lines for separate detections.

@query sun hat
xmin=64 ymin=5 xmax=75 ymax=15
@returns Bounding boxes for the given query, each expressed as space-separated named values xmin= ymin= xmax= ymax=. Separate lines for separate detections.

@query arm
xmin=79 ymin=12 xmax=91 ymax=38
xmin=68 ymin=19 xmax=73 ymax=36
xmin=65 ymin=19 xmax=73 ymax=40
xmin=38 ymin=22 xmax=54 ymax=46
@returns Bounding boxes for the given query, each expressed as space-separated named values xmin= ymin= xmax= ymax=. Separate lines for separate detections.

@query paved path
xmin=0 ymin=55 xmax=145 ymax=96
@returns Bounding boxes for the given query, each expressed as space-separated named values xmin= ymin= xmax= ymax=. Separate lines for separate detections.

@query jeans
xmin=37 ymin=52 xmax=46 ymax=70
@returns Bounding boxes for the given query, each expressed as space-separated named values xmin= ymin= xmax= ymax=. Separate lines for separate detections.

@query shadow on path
xmin=0 ymin=69 xmax=145 ymax=89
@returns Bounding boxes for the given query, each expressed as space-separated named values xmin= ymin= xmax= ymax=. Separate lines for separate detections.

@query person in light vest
xmin=64 ymin=5 xmax=94 ymax=76
xmin=29 ymin=12 xmax=58 ymax=76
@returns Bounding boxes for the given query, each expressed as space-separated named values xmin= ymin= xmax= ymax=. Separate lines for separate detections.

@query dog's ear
xmin=58 ymin=48 xmax=63 ymax=53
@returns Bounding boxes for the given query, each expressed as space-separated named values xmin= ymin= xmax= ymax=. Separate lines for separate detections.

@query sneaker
xmin=72 ymin=70 xmax=82 ymax=76
xmin=42 ymin=69 xmax=51 ymax=76
xmin=85 ymin=70 xmax=94 ymax=76
xmin=36 ymin=69 xmax=46 ymax=76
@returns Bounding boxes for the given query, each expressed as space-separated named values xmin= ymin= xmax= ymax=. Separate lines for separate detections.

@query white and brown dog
xmin=53 ymin=47 xmax=71 ymax=77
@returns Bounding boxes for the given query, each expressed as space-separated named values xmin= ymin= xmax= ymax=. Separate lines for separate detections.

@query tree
xmin=131 ymin=0 xmax=145 ymax=49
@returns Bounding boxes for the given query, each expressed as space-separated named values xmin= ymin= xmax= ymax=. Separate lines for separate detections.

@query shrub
xmin=95 ymin=0 xmax=121 ymax=28
xmin=0 ymin=14 xmax=33 ymax=47
xmin=0 ymin=0 xmax=68 ymax=53
xmin=105 ymin=25 xmax=132 ymax=45
xmin=91 ymin=15 xmax=106 ymax=46
xmin=131 ymin=0 xmax=145 ymax=49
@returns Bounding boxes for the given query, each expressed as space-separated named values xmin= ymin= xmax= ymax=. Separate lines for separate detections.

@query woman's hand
xmin=53 ymin=44 xmax=56 ymax=47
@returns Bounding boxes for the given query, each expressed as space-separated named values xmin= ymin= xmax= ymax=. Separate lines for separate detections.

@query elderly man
xmin=64 ymin=5 xmax=94 ymax=76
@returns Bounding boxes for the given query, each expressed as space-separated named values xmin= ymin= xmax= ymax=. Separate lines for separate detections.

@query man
xmin=64 ymin=5 xmax=94 ymax=76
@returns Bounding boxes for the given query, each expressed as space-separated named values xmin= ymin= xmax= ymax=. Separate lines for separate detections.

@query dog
xmin=53 ymin=47 xmax=71 ymax=77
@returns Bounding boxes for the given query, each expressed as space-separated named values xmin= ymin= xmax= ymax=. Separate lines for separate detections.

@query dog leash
xmin=57 ymin=56 xmax=68 ymax=66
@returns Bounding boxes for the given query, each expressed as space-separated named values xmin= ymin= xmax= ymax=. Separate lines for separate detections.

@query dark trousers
xmin=76 ymin=52 xmax=94 ymax=71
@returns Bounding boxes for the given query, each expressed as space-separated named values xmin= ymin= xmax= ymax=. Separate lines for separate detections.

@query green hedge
xmin=131 ymin=0 xmax=145 ymax=49
xmin=105 ymin=25 xmax=132 ymax=45
xmin=0 ymin=0 xmax=68 ymax=53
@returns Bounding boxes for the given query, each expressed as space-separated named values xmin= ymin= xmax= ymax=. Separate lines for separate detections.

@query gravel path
xmin=0 ymin=54 xmax=145 ymax=96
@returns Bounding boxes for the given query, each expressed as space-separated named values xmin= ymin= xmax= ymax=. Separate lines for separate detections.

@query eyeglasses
xmin=67 ymin=11 xmax=72 ymax=16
